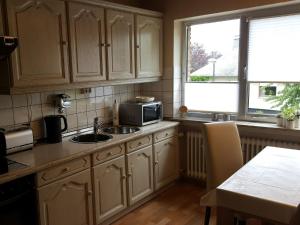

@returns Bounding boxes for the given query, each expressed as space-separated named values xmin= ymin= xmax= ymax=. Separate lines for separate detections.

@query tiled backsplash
xmin=0 ymin=84 xmax=140 ymax=139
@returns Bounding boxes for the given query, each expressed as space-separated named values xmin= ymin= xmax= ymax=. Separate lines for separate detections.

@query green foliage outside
xmin=190 ymin=75 xmax=211 ymax=82
xmin=267 ymin=84 xmax=300 ymax=120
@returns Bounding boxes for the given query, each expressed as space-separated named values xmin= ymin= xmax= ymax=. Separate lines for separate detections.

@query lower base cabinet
xmin=93 ymin=156 xmax=127 ymax=224
xmin=154 ymin=136 xmax=179 ymax=190
xmin=38 ymin=169 xmax=93 ymax=225
xmin=127 ymin=145 xmax=154 ymax=205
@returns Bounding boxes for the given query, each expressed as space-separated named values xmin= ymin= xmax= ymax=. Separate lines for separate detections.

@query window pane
xmin=185 ymin=83 xmax=239 ymax=112
xmin=188 ymin=19 xmax=240 ymax=82
xmin=248 ymin=14 xmax=300 ymax=82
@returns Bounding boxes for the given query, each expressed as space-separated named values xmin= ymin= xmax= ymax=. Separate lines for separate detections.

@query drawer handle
xmin=122 ymin=175 xmax=127 ymax=179
xmin=138 ymin=142 xmax=142 ymax=146
xmin=62 ymin=167 xmax=70 ymax=173
xmin=87 ymin=190 xmax=93 ymax=196
xmin=165 ymin=133 xmax=169 ymax=137
xmin=127 ymin=173 xmax=132 ymax=177
xmin=155 ymin=161 xmax=159 ymax=165
xmin=107 ymin=152 xmax=112 ymax=156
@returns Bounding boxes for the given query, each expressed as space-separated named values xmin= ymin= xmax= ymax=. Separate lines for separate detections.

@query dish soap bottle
xmin=113 ymin=99 xmax=119 ymax=127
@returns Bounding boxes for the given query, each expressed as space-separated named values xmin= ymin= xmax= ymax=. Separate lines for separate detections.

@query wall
xmin=0 ymin=84 xmax=140 ymax=139
xmin=140 ymin=0 xmax=291 ymax=117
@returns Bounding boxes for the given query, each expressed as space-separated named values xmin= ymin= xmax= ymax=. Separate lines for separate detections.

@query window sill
xmin=171 ymin=116 xmax=300 ymax=132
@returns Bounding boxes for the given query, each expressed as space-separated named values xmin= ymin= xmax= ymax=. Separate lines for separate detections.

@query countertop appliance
xmin=0 ymin=126 xmax=32 ymax=175
xmin=119 ymin=101 xmax=162 ymax=126
xmin=44 ymin=115 xmax=68 ymax=143
xmin=0 ymin=174 xmax=37 ymax=225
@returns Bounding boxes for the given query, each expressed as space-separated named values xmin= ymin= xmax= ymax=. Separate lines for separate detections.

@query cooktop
xmin=0 ymin=157 xmax=27 ymax=175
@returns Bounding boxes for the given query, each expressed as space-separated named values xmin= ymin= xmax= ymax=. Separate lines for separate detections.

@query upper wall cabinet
xmin=136 ymin=15 xmax=162 ymax=78
xmin=6 ymin=0 xmax=70 ymax=87
xmin=106 ymin=9 xmax=135 ymax=80
xmin=68 ymin=2 xmax=106 ymax=82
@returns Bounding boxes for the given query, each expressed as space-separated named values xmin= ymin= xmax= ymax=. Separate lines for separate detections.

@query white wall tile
xmin=95 ymin=97 xmax=105 ymax=109
xmin=95 ymin=87 xmax=104 ymax=97
xmin=30 ymin=105 xmax=42 ymax=121
xmin=12 ymin=95 xmax=28 ymax=107
xmin=42 ymin=104 xmax=55 ymax=116
xmin=77 ymin=112 xmax=87 ymax=128
xmin=13 ymin=107 xmax=29 ymax=124
xmin=0 ymin=95 xmax=12 ymax=109
xmin=67 ymin=114 xmax=78 ymax=131
xmin=28 ymin=93 xmax=41 ymax=105
xmin=0 ymin=109 xmax=14 ymax=127
xmin=104 ymin=86 xmax=113 ymax=96
xmin=76 ymin=99 xmax=87 ymax=113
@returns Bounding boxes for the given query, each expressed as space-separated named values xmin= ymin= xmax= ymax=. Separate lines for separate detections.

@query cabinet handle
xmin=100 ymin=43 xmax=105 ymax=47
xmin=138 ymin=142 xmax=142 ymax=146
xmin=122 ymin=175 xmax=127 ymax=179
xmin=107 ymin=152 xmax=112 ymax=156
xmin=165 ymin=133 xmax=169 ymax=137
xmin=106 ymin=44 xmax=111 ymax=47
xmin=155 ymin=161 xmax=158 ymax=165
xmin=136 ymin=45 xmax=140 ymax=48
xmin=61 ymin=41 xmax=67 ymax=45
xmin=127 ymin=173 xmax=132 ymax=177
xmin=87 ymin=190 xmax=93 ymax=195
xmin=62 ymin=167 xmax=70 ymax=173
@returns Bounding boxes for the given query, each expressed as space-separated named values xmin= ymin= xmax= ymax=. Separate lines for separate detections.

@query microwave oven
xmin=119 ymin=101 xmax=162 ymax=126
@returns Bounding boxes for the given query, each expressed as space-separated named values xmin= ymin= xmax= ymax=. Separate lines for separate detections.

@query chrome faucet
xmin=94 ymin=117 xmax=103 ymax=134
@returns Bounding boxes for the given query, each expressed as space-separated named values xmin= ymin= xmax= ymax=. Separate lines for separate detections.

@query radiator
xmin=186 ymin=131 xmax=300 ymax=180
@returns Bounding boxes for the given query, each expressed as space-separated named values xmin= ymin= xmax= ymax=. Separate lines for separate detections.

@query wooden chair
xmin=201 ymin=121 xmax=244 ymax=225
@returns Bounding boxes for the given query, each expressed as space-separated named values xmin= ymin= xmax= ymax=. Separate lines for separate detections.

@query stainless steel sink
xmin=102 ymin=126 xmax=140 ymax=134
xmin=71 ymin=133 xmax=113 ymax=143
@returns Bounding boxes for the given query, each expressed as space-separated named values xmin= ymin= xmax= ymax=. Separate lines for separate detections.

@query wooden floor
xmin=112 ymin=182 xmax=261 ymax=225
xmin=112 ymin=182 xmax=210 ymax=225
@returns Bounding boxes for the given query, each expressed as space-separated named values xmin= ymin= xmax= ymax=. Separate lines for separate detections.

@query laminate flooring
xmin=112 ymin=182 xmax=261 ymax=225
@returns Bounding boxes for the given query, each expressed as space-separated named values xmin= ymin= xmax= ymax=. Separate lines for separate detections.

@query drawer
xmin=93 ymin=144 xmax=125 ymax=165
xmin=154 ymin=127 xmax=177 ymax=143
xmin=37 ymin=156 xmax=91 ymax=187
xmin=126 ymin=135 xmax=152 ymax=153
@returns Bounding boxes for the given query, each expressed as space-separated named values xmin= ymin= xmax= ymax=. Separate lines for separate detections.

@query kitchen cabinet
xmin=127 ymin=145 xmax=154 ymax=205
xmin=106 ymin=9 xmax=135 ymax=80
xmin=136 ymin=15 xmax=163 ymax=78
xmin=154 ymin=136 xmax=179 ymax=190
xmin=38 ymin=169 xmax=93 ymax=225
xmin=68 ymin=2 xmax=106 ymax=82
xmin=6 ymin=0 xmax=70 ymax=87
xmin=93 ymin=155 xmax=127 ymax=224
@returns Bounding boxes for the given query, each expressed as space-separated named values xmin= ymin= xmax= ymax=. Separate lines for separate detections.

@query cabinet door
xmin=106 ymin=9 xmax=135 ymax=80
xmin=68 ymin=2 xmax=106 ymax=82
xmin=38 ymin=170 xmax=93 ymax=225
xmin=154 ymin=137 xmax=179 ymax=190
xmin=127 ymin=145 xmax=153 ymax=205
xmin=136 ymin=15 xmax=162 ymax=78
xmin=6 ymin=0 xmax=70 ymax=87
xmin=93 ymin=156 xmax=127 ymax=224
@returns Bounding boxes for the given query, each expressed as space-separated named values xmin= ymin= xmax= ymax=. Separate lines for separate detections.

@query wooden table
xmin=216 ymin=146 xmax=300 ymax=225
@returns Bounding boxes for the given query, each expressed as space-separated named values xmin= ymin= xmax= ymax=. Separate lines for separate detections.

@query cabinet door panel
xmin=68 ymin=2 xmax=106 ymax=82
xmin=93 ymin=156 xmax=127 ymax=223
xmin=127 ymin=146 xmax=153 ymax=205
xmin=106 ymin=10 xmax=135 ymax=80
xmin=7 ymin=0 xmax=69 ymax=87
xmin=38 ymin=170 xmax=93 ymax=225
xmin=154 ymin=137 xmax=179 ymax=190
xmin=136 ymin=15 xmax=162 ymax=78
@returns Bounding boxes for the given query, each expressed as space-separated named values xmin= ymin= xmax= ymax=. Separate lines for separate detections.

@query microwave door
xmin=143 ymin=105 xmax=161 ymax=122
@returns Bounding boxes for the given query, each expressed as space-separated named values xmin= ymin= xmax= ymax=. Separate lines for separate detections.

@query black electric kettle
xmin=44 ymin=115 xmax=68 ymax=143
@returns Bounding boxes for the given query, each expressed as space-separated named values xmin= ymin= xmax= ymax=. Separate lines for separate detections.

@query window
xmin=185 ymin=19 xmax=240 ymax=113
xmin=183 ymin=5 xmax=300 ymax=119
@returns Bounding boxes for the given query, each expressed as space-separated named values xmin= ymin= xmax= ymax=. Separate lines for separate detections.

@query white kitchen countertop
xmin=0 ymin=121 xmax=179 ymax=184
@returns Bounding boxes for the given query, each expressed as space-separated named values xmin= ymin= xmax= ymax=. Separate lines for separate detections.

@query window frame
xmin=182 ymin=3 xmax=300 ymax=122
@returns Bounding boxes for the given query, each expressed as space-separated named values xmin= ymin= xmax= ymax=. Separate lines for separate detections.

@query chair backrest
xmin=204 ymin=121 xmax=243 ymax=190
xmin=290 ymin=204 xmax=300 ymax=225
